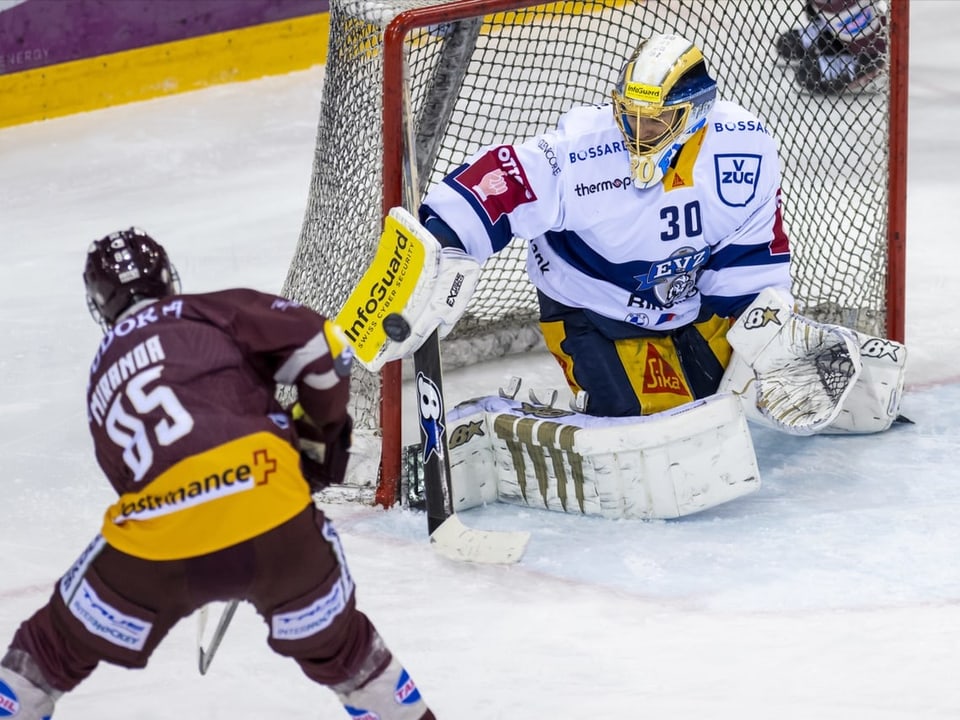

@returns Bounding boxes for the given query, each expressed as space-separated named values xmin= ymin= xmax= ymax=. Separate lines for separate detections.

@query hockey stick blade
xmin=429 ymin=513 xmax=530 ymax=564
xmin=197 ymin=599 xmax=239 ymax=675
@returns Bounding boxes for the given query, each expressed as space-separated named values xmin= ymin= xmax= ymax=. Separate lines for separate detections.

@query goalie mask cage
xmin=283 ymin=0 xmax=908 ymax=506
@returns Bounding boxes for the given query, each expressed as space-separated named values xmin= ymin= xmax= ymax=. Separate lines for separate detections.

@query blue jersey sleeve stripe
xmin=709 ymin=240 xmax=790 ymax=270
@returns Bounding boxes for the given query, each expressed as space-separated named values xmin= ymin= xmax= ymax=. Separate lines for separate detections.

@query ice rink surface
xmin=1 ymin=2 xmax=958 ymax=717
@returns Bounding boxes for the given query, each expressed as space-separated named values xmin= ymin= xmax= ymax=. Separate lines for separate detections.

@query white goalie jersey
xmin=420 ymin=99 xmax=793 ymax=328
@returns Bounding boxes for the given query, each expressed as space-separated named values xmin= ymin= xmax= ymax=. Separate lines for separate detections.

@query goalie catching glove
xmin=290 ymin=402 xmax=353 ymax=492
xmin=719 ymin=287 xmax=861 ymax=435
xmin=335 ymin=207 xmax=481 ymax=372
xmin=719 ymin=287 xmax=907 ymax=435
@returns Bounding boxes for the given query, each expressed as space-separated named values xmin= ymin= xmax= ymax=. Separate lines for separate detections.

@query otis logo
xmin=452 ymin=146 xmax=537 ymax=223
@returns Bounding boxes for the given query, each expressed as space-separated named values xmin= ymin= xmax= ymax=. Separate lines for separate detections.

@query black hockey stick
xmin=386 ymin=317 xmax=528 ymax=563
xmin=386 ymin=20 xmax=526 ymax=562
xmin=411 ymin=330 xmax=454 ymax=534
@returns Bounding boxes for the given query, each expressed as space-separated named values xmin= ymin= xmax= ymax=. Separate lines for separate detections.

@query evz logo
xmin=417 ymin=373 xmax=445 ymax=463
xmin=715 ymin=154 xmax=761 ymax=207
xmin=634 ymin=246 xmax=709 ymax=307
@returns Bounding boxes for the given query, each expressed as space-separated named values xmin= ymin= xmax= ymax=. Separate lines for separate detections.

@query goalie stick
xmin=393 ymin=317 xmax=530 ymax=564
xmin=388 ymin=31 xmax=528 ymax=564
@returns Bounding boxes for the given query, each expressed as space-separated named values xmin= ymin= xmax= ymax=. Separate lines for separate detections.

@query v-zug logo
xmin=715 ymin=154 xmax=761 ymax=207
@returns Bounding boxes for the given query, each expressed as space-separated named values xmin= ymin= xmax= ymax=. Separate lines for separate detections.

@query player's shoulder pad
xmin=556 ymin=102 xmax=614 ymax=134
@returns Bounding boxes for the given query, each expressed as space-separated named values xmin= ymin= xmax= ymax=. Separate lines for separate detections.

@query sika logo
xmin=642 ymin=345 xmax=691 ymax=397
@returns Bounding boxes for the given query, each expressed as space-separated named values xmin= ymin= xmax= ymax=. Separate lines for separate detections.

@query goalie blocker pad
xmin=335 ymin=207 xmax=481 ymax=372
xmin=719 ymin=287 xmax=907 ymax=435
xmin=444 ymin=392 xmax=761 ymax=520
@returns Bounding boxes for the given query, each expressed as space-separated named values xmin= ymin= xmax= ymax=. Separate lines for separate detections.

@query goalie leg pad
xmin=446 ymin=393 xmax=761 ymax=520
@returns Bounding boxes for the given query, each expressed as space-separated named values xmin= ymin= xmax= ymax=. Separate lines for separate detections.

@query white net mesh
xmin=282 ymin=0 xmax=898 ymax=469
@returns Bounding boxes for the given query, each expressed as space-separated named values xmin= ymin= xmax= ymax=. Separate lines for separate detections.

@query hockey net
xmin=282 ymin=0 xmax=908 ymax=504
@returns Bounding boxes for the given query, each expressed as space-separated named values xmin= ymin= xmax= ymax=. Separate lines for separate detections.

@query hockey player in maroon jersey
xmin=0 ymin=228 xmax=434 ymax=719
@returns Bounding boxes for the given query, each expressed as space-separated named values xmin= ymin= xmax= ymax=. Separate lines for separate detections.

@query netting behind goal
xmin=282 ymin=0 xmax=907 ymax=503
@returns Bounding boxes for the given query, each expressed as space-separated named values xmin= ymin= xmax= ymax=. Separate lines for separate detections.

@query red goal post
xmin=284 ymin=0 xmax=909 ymax=506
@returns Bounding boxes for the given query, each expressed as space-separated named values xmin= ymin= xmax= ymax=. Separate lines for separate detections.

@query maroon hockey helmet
xmin=83 ymin=227 xmax=180 ymax=327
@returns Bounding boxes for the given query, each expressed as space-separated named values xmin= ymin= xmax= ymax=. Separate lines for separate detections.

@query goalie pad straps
xmin=719 ymin=287 xmax=863 ymax=436
xmin=339 ymin=207 xmax=481 ymax=373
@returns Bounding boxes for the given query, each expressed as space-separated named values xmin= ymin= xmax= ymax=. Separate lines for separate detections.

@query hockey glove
xmin=291 ymin=403 xmax=353 ymax=492
xmin=335 ymin=207 xmax=481 ymax=372
xmin=719 ymin=287 xmax=862 ymax=435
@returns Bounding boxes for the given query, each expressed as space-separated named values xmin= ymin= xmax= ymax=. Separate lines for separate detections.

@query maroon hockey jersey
xmin=85 ymin=289 xmax=351 ymax=560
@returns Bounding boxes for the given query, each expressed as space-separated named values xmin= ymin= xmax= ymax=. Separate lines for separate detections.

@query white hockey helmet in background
xmin=612 ymin=33 xmax=717 ymax=188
